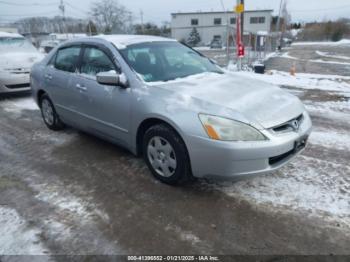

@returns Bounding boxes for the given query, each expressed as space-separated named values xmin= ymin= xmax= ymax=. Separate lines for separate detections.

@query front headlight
xmin=199 ymin=114 xmax=267 ymax=141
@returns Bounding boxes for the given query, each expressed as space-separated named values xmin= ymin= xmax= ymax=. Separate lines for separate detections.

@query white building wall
xmin=171 ymin=10 xmax=272 ymax=45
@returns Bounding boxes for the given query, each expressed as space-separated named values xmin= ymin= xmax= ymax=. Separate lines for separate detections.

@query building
xmin=0 ymin=26 xmax=18 ymax=34
xmin=171 ymin=10 xmax=273 ymax=46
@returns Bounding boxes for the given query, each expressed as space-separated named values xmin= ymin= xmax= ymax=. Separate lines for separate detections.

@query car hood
xmin=149 ymin=72 xmax=305 ymax=129
xmin=0 ymin=52 xmax=44 ymax=70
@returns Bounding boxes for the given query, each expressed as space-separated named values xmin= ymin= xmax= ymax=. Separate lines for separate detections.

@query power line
xmin=0 ymin=11 xmax=58 ymax=17
xmin=290 ymin=4 xmax=350 ymax=13
xmin=64 ymin=2 xmax=88 ymax=16
xmin=0 ymin=0 xmax=57 ymax=6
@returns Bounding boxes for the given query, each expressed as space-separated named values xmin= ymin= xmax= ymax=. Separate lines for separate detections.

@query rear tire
xmin=40 ymin=94 xmax=64 ymax=131
xmin=143 ymin=124 xmax=193 ymax=185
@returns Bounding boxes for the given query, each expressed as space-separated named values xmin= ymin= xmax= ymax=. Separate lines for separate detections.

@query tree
xmin=133 ymin=22 xmax=171 ymax=37
xmin=90 ymin=0 xmax=133 ymax=34
xmin=187 ymin=27 xmax=201 ymax=47
xmin=86 ymin=20 xmax=98 ymax=35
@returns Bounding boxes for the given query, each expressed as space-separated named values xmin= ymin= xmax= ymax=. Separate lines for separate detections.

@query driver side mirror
xmin=96 ymin=71 xmax=128 ymax=88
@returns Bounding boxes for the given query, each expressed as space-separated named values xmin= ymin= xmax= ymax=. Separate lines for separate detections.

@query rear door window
xmin=54 ymin=46 xmax=81 ymax=73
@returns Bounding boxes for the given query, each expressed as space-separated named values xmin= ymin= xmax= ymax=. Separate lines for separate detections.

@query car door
xmin=72 ymin=44 xmax=131 ymax=145
xmin=44 ymin=45 xmax=83 ymax=124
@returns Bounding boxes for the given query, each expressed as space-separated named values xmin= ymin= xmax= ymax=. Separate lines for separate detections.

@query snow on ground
xmin=278 ymin=51 xmax=350 ymax=65
xmin=310 ymin=128 xmax=350 ymax=151
xmin=316 ymin=51 xmax=350 ymax=61
xmin=0 ymin=207 xmax=49 ymax=255
xmin=309 ymin=59 xmax=350 ymax=66
xmin=1 ymin=97 xmax=38 ymax=113
xmin=292 ymin=39 xmax=350 ymax=46
xmin=235 ymin=70 xmax=350 ymax=92
xmin=215 ymin=154 xmax=350 ymax=226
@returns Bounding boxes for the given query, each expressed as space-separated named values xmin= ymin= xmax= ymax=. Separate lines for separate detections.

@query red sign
xmin=238 ymin=43 xmax=245 ymax=57
xmin=236 ymin=15 xmax=245 ymax=58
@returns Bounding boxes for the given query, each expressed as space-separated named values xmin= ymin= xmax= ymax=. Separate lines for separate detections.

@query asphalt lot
xmin=0 ymin=43 xmax=350 ymax=257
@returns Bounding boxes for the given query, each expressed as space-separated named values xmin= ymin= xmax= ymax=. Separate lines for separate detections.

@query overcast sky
xmin=1 ymin=0 xmax=350 ymax=24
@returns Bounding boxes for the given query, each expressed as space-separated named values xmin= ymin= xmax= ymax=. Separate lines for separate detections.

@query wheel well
xmin=37 ymin=90 xmax=46 ymax=106
xmin=136 ymin=118 xmax=183 ymax=156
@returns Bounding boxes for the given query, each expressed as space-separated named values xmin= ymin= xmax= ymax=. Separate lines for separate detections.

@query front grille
xmin=5 ymin=83 xmax=30 ymax=89
xmin=272 ymin=114 xmax=304 ymax=133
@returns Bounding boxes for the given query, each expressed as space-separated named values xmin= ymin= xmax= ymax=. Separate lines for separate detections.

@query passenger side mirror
xmin=96 ymin=71 xmax=128 ymax=88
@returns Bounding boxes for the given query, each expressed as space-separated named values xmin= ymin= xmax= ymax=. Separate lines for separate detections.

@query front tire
xmin=143 ymin=124 xmax=193 ymax=185
xmin=40 ymin=94 xmax=64 ymax=131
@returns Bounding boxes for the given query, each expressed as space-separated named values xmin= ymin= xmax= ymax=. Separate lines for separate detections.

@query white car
xmin=0 ymin=32 xmax=44 ymax=94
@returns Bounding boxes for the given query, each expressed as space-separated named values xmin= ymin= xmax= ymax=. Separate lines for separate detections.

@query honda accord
xmin=30 ymin=35 xmax=312 ymax=185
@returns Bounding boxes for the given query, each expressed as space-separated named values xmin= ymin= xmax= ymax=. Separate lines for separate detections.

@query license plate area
xmin=294 ymin=136 xmax=308 ymax=153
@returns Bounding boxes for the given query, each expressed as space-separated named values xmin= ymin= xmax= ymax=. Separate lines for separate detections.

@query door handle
xmin=76 ymin=84 xmax=87 ymax=91
xmin=44 ymin=74 xmax=52 ymax=80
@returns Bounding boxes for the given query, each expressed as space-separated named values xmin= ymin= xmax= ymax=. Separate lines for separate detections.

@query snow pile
xmin=215 ymin=154 xmax=350 ymax=225
xmin=0 ymin=207 xmax=48 ymax=255
xmin=310 ymin=128 xmax=350 ymax=151
xmin=0 ymin=97 xmax=38 ymax=113
xmin=234 ymin=70 xmax=350 ymax=92
xmin=292 ymin=39 xmax=350 ymax=46
xmin=316 ymin=51 xmax=350 ymax=61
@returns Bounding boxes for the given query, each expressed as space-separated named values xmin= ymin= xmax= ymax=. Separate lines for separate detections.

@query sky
xmin=0 ymin=0 xmax=350 ymax=24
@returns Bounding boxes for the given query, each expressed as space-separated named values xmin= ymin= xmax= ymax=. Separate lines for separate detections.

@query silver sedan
xmin=30 ymin=35 xmax=312 ymax=185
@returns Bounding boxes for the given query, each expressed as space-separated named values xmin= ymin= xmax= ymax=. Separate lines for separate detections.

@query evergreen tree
xmin=187 ymin=27 xmax=201 ymax=47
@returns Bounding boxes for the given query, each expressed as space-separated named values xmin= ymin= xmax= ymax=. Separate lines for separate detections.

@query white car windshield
xmin=119 ymin=41 xmax=223 ymax=82
xmin=0 ymin=37 xmax=37 ymax=53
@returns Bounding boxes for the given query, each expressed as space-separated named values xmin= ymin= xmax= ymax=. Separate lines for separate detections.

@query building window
xmin=250 ymin=17 xmax=266 ymax=24
xmin=191 ymin=19 xmax=198 ymax=26
xmin=230 ymin=17 xmax=236 ymax=24
xmin=214 ymin=18 xmax=222 ymax=25
xmin=259 ymin=17 xmax=266 ymax=24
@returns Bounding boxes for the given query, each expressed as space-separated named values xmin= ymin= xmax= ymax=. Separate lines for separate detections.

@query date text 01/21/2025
xmin=127 ymin=256 xmax=220 ymax=261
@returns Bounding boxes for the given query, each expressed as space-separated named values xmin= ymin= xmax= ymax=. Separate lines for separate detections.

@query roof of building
xmin=171 ymin=10 xmax=273 ymax=15
xmin=0 ymin=31 xmax=23 ymax=38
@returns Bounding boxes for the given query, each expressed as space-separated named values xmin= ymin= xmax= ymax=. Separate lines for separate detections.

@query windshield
xmin=119 ymin=41 xmax=223 ymax=82
xmin=0 ymin=37 xmax=37 ymax=53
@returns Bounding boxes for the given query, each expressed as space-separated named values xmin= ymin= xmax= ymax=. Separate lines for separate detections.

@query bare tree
xmin=90 ymin=0 xmax=133 ymax=34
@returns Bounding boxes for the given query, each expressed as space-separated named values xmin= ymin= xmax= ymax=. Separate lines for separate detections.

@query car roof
xmin=66 ymin=34 xmax=176 ymax=49
xmin=95 ymin=34 xmax=176 ymax=49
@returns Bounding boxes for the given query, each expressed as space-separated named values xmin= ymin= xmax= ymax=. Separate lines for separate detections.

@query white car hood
xmin=0 ymin=52 xmax=44 ymax=70
xmin=152 ymin=72 xmax=305 ymax=129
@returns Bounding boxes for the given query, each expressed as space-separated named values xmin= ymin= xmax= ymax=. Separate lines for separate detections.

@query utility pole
xmin=59 ymin=0 xmax=67 ymax=35
xmin=277 ymin=0 xmax=284 ymax=50
xmin=240 ymin=0 xmax=244 ymax=41
xmin=140 ymin=10 xmax=144 ymax=34
xmin=236 ymin=0 xmax=241 ymax=70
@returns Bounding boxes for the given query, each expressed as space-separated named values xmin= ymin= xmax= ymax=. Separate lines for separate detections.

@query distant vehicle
xmin=0 ymin=32 xmax=44 ymax=94
xmin=31 ymin=35 xmax=312 ymax=185
xmin=210 ymin=39 xmax=223 ymax=49
xmin=39 ymin=34 xmax=88 ymax=54
xmin=39 ymin=40 xmax=62 ymax=54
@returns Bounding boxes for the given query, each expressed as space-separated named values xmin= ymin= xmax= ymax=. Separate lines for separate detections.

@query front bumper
xmin=186 ymin=112 xmax=312 ymax=179
xmin=0 ymin=72 xmax=31 ymax=94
